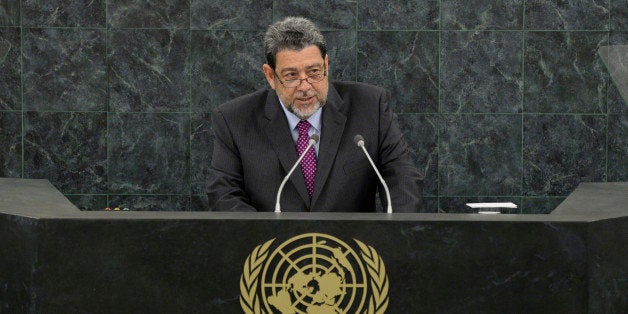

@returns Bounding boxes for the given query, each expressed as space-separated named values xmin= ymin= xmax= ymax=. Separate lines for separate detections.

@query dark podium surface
xmin=1 ymin=178 xmax=626 ymax=313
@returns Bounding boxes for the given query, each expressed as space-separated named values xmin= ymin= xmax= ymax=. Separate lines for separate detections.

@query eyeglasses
xmin=274 ymin=67 xmax=327 ymax=88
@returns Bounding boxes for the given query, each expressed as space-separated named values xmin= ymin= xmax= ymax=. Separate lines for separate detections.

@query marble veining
xmin=108 ymin=29 xmax=190 ymax=112
xmin=107 ymin=113 xmax=190 ymax=195
xmin=524 ymin=114 xmax=606 ymax=196
xmin=324 ymin=31 xmax=357 ymax=82
xmin=190 ymin=30 xmax=266 ymax=113
xmin=190 ymin=0 xmax=272 ymax=30
xmin=358 ymin=31 xmax=439 ymax=113
xmin=439 ymin=114 xmax=522 ymax=196
xmin=607 ymin=33 xmax=627 ymax=113
xmin=0 ymin=112 xmax=21 ymax=178
xmin=0 ymin=1 xmax=624 ymax=210
xmin=107 ymin=0 xmax=188 ymax=28
xmin=0 ymin=1 xmax=20 ymax=26
xmin=610 ymin=0 xmax=627 ymax=31
xmin=397 ymin=114 xmax=438 ymax=196
xmin=441 ymin=0 xmax=523 ymax=30
xmin=524 ymin=31 xmax=608 ymax=113
xmin=22 ymin=0 xmax=106 ymax=27
xmin=0 ymin=27 xmax=20 ymax=110
xmin=190 ymin=113 xmax=213 ymax=195
xmin=525 ymin=0 xmax=609 ymax=30
xmin=274 ymin=0 xmax=356 ymax=30
xmin=607 ymin=114 xmax=627 ymax=182
xmin=521 ymin=196 xmax=567 ymax=214
xmin=22 ymin=28 xmax=107 ymax=111
xmin=359 ymin=0 xmax=438 ymax=30
xmin=441 ymin=31 xmax=523 ymax=113
xmin=23 ymin=112 xmax=107 ymax=194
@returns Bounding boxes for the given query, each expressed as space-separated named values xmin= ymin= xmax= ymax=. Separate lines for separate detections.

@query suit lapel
xmin=311 ymin=85 xmax=346 ymax=209
xmin=263 ymin=91 xmax=311 ymax=205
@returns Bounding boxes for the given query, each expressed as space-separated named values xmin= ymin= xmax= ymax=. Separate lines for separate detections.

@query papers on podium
xmin=466 ymin=202 xmax=518 ymax=214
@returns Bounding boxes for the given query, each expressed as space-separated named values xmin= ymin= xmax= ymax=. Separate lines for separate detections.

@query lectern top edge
xmin=1 ymin=178 xmax=626 ymax=223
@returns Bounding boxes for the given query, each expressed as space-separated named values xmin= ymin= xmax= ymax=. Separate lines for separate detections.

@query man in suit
xmin=207 ymin=17 xmax=423 ymax=212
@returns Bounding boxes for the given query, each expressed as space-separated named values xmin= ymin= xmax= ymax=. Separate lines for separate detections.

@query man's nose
xmin=296 ymin=77 xmax=313 ymax=91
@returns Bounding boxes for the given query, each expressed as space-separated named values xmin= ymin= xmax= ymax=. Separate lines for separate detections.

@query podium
xmin=1 ymin=178 xmax=626 ymax=313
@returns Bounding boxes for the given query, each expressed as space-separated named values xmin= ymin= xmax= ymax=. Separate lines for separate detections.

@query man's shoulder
xmin=329 ymin=81 xmax=387 ymax=113
xmin=331 ymin=81 xmax=385 ymax=96
xmin=217 ymin=88 xmax=270 ymax=114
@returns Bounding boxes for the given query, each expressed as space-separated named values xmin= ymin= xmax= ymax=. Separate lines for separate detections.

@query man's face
xmin=263 ymin=45 xmax=329 ymax=120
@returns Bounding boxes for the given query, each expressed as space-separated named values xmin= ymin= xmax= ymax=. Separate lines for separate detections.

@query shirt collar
xmin=278 ymin=98 xmax=322 ymax=133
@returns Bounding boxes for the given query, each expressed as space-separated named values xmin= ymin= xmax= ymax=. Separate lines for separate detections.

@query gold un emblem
xmin=240 ymin=233 xmax=389 ymax=314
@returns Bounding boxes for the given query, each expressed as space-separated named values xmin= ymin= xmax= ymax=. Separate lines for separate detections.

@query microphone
xmin=354 ymin=135 xmax=393 ymax=214
xmin=275 ymin=133 xmax=320 ymax=213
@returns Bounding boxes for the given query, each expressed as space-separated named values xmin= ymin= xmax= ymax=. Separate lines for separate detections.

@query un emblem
xmin=240 ymin=233 xmax=389 ymax=313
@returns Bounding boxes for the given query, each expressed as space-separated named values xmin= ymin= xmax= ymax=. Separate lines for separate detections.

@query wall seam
xmin=437 ymin=0 xmax=443 ymax=212
xmin=605 ymin=0 xmax=611 ymax=183
xmin=188 ymin=0 xmax=192 ymax=211
xmin=521 ymin=0 xmax=527 ymax=213
xmin=105 ymin=0 xmax=110 ymax=209
xmin=19 ymin=0 xmax=24 ymax=179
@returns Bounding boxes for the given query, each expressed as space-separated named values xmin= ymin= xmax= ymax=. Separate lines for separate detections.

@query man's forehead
xmin=277 ymin=62 xmax=325 ymax=73
xmin=275 ymin=46 xmax=325 ymax=70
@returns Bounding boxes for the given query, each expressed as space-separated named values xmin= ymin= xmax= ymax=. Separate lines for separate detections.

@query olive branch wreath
xmin=239 ymin=238 xmax=389 ymax=314
xmin=240 ymin=239 xmax=274 ymax=314
xmin=355 ymin=239 xmax=390 ymax=314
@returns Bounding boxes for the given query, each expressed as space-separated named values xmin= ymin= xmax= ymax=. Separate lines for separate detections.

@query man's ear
xmin=262 ymin=64 xmax=276 ymax=90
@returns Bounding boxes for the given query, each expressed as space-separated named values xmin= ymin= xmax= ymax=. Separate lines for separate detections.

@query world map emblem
xmin=240 ymin=233 xmax=389 ymax=314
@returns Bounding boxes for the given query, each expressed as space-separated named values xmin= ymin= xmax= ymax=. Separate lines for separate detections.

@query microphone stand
xmin=354 ymin=135 xmax=393 ymax=214
xmin=275 ymin=134 xmax=319 ymax=213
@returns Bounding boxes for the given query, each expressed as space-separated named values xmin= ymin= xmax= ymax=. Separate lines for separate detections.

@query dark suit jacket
xmin=207 ymin=81 xmax=423 ymax=212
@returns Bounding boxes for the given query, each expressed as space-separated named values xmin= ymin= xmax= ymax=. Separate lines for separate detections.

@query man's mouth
xmin=296 ymin=96 xmax=315 ymax=104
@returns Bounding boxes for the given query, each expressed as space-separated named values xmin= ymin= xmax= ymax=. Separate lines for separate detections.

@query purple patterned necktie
xmin=296 ymin=120 xmax=317 ymax=199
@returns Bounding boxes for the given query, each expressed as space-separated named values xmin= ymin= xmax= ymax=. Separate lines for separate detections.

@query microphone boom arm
xmin=354 ymin=135 xmax=393 ymax=214
xmin=275 ymin=135 xmax=319 ymax=213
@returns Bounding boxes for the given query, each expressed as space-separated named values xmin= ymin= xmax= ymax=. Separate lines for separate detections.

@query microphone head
xmin=309 ymin=133 xmax=320 ymax=144
xmin=353 ymin=134 xmax=365 ymax=146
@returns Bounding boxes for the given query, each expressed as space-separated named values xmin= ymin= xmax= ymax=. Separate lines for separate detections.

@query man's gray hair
xmin=264 ymin=17 xmax=327 ymax=69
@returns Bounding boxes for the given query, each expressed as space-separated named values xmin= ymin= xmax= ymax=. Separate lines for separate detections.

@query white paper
xmin=477 ymin=210 xmax=502 ymax=214
xmin=466 ymin=202 xmax=518 ymax=209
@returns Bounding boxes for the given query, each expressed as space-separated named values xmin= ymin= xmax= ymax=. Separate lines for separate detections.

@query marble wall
xmin=0 ymin=1 xmax=626 ymax=212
